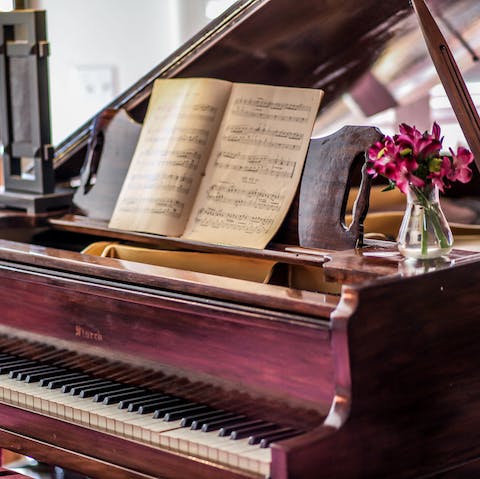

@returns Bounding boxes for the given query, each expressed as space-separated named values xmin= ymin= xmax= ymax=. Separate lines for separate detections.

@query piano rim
xmin=0 ymin=238 xmax=339 ymax=320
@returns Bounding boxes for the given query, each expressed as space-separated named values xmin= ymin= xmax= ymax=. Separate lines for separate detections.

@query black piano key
xmin=9 ymin=364 xmax=49 ymax=379
xmin=42 ymin=373 xmax=90 ymax=388
xmin=248 ymin=427 xmax=298 ymax=446
xmin=0 ymin=359 xmax=37 ymax=374
xmin=93 ymin=386 xmax=141 ymax=403
xmin=181 ymin=410 xmax=235 ymax=428
xmin=257 ymin=429 xmax=301 ymax=448
xmin=3 ymin=361 xmax=41 ymax=377
xmin=0 ymin=354 xmax=18 ymax=362
xmin=64 ymin=378 xmax=111 ymax=394
xmin=190 ymin=412 xmax=244 ymax=431
xmin=27 ymin=369 xmax=73 ymax=384
xmin=16 ymin=366 xmax=63 ymax=381
xmin=152 ymin=401 xmax=199 ymax=419
xmin=101 ymin=388 xmax=148 ymax=405
xmin=229 ymin=423 xmax=278 ymax=440
xmin=17 ymin=368 xmax=55 ymax=382
xmin=9 ymin=364 xmax=54 ymax=379
xmin=78 ymin=383 xmax=125 ymax=398
xmin=0 ymin=354 xmax=20 ymax=362
xmin=218 ymin=419 xmax=266 ymax=437
xmin=122 ymin=394 xmax=171 ymax=411
xmin=25 ymin=368 xmax=65 ymax=383
xmin=164 ymin=404 xmax=212 ymax=422
xmin=199 ymin=415 xmax=247 ymax=432
xmin=137 ymin=397 xmax=184 ymax=415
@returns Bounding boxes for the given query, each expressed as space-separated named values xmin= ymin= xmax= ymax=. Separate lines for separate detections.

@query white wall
xmin=36 ymin=0 xmax=211 ymax=143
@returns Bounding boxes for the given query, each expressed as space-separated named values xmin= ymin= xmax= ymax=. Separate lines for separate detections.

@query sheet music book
xmin=109 ymin=77 xmax=323 ymax=248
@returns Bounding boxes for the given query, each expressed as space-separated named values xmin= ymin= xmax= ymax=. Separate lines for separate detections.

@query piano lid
xmin=54 ymin=0 xmax=480 ymax=177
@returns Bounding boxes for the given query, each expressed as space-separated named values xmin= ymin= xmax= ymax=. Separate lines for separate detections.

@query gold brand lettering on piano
xmin=75 ymin=325 xmax=104 ymax=342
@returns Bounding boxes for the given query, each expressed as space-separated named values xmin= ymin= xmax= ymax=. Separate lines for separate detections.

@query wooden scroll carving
xmin=298 ymin=125 xmax=383 ymax=250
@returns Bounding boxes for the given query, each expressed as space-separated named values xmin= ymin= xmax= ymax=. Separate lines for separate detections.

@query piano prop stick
xmin=412 ymin=0 xmax=480 ymax=169
xmin=0 ymin=10 xmax=72 ymax=214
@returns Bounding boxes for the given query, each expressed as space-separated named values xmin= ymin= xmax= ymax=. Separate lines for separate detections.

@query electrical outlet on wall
xmin=70 ymin=65 xmax=117 ymax=114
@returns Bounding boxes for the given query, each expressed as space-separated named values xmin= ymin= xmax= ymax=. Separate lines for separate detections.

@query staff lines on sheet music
xmin=134 ymin=156 xmax=201 ymax=171
xmin=194 ymin=207 xmax=275 ymax=234
xmin=214 ymin=152 xmax=296 ymax=178
xmin=151 ymin=198 xmax=184 ymax=218
xmin=152 ymin=112 xmax=217 ymax=123
xmin=226 ymin=125 xmax=304 ymax=141
xmin=136 ymin=149 xmax=201 ymax=161
xmin=142 ymin=127 xmax=210 ymax=147
xmin=231 ymin=108 xmax=309 ymax=123
xmin=233 ymin=97 xmax=312 ymax=112
xmin=222 ymin=134 xmax=301 ymax=151
xmin=129 ymin=173 xmax=193 ymax=195
xmin=150 ymin=103 xmax=218 ymax=122
xmin=116 ymin=197 xmax=184 ymax=218
xmin=207 ymin=184 xmax=284 ymax=211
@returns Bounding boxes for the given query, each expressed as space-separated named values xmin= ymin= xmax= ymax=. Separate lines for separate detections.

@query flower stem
xmin=412 ymin=185 xmax=450 ymax=256
xmin=426 ymin=205 xmax=450 ymax=248
xmin=421 ymin=207 xmax=428 ymax=256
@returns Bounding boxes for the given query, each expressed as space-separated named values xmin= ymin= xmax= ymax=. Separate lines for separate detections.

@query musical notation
xmin=134 ymin=149 xmax=201 ymax=171
xmin=149 ymin=102 xmax=219 ymax=123
xmin=227 ymin=125 xmax=304 ymax=141
xmin=142 ymin=127 xmax=210 ymax=148
xmin=214 ymin=152 xmax=296 ymax=178
xmin=150 ymin=198 xmax=184 ymax=218
xmin=230 ymin=96 xmax=312 ymax=123
xmin=230 ymin=108 xmax=309 ymax=123
xmin=110 ymin=196 xmax=184 ymax=219
xmin=206 ymin=184 xmax=284 ymax=211
xmin=193 ymin=207 xmax=275 ymax=234
xmin=222 ymin=124 xmax=302 ymax=150
xmin=233 ymin=97 xmax=312 ymax=112
xmin=128 ymin=173 xmax=193 ymax=195
xmin=110 ymin=78 xmax=322 ymax=247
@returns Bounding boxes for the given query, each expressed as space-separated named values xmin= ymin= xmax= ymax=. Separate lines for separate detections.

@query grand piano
xmin=0 ymin=1 xmax=479 ymax=478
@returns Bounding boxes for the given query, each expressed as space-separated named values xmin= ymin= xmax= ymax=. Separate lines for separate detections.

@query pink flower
xmin=367 ymin=138 xmax=394 ymax=176
xmin=395 ymin=122 xmax=443 ymax=159
xmin=366 ymin=121 xmax=474 ymax=194
xmin=447 ymin=146 xmax=474 ymax=183
xmin=395 ymin=165 xmax=425 ymax=194
xmin=428 ymin=157 xmax=451 ymax=192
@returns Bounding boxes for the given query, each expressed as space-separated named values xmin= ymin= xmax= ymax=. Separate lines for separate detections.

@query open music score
xmin=109 ymin=78 xmax=323 ymax=248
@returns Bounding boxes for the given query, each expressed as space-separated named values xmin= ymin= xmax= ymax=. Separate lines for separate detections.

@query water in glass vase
xmin=397 ymin=184 xmax=453 ymax=260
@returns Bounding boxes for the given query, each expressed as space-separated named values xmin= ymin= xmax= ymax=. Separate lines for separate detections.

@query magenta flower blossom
xmin=367 ymin=122 xmax=474 ymax=193
xmin=447 ymin=146 xmax=474 ymax=183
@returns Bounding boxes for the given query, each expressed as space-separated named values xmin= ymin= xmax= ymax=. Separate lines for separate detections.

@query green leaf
xmin=381 ymin=181 xmax=396 ymax=192
xmin=428 ymin=157 xmax=442 ymax=173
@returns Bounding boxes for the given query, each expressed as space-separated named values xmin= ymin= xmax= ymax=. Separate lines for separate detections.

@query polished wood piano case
xmin=0 ymin=1 xmax=479 ymax=478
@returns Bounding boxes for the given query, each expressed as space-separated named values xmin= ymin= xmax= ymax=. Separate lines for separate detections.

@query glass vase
xmin=397 ymin=184 xmax=453 ymax=260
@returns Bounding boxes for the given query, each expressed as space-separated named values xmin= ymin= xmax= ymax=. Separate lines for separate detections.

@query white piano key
xmin=218 ymin=438 xmax=255 ymax=467
xmin=0 ymin=370 xmax=273 ymax=477
xmin=157 ymin=423 xmax=264 ymax=472
xmin=240 ymin=446 xmax=272 ymax=475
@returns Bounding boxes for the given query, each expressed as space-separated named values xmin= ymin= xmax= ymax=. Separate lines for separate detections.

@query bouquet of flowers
xmin=366 ymin=122 xmax=475 ymax=258
xmin=366 ymin=122 xmax=474 ymax=193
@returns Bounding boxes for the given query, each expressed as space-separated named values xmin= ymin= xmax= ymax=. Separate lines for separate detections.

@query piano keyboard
xmin=0 ymin=340 xmax=307 ymax=477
